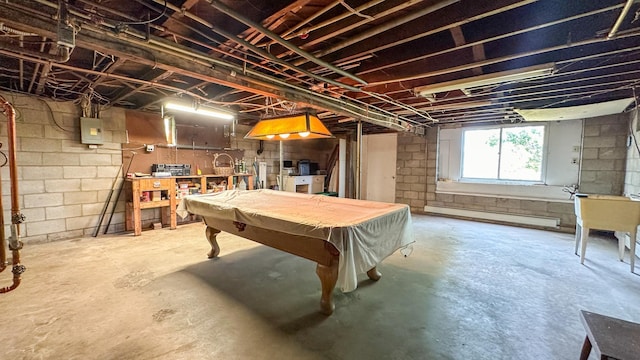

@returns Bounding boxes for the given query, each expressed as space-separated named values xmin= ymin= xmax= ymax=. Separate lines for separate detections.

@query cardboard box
xmin=151 ymin=190 xmax=162 ymax=201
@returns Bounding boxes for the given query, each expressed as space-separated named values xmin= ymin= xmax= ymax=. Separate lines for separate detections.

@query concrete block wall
xmin=623 ymin=108 xmax=640 ymax=258
xmin=395 ymin=132 xmax=428 ymax=212
xmin=0 ymin=91 xmax=126 ymax=243
xmin=579 ymin=113 xmax=629 ymax=195
xmin=624 ymin=109 xmax=640 ymax=195
xmin=396 ymin=126 xmax=598 ymax=232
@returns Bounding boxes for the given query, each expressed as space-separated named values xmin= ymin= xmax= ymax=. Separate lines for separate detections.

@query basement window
xmin=461 ymin=124 xmax=545 ymax=182
xmin=437 ymin=120 xmax=582 ymax=201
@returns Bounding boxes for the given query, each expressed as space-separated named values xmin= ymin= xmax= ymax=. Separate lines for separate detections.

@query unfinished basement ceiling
xmin=0 ymin=0 xmax=639 ymax=135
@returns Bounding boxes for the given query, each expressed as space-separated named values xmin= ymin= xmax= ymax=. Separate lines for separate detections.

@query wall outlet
xmin=571 ymin=158 xmax=579 ymax=165
xmin=146 ymin=144 xmax=155 ymax=152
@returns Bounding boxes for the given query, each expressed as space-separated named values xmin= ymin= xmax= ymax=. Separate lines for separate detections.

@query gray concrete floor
xmin=1 ymin=214 xmax=639 ymax=360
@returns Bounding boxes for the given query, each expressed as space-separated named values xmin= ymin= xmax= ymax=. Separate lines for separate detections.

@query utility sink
xmin=574 ymin=194 xmax=640 ymax=273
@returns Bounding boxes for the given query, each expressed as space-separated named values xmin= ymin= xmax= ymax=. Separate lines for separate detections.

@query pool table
xmin=177 ymin=189 xmax=414 ymax=315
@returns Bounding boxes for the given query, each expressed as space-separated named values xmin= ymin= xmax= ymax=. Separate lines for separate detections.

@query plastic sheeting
xmin=177 ymin=189 xmax=414 ymax=292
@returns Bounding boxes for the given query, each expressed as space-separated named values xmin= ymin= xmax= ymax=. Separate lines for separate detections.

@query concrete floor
xmin=1 ymin=214 xmax=639 ymax=360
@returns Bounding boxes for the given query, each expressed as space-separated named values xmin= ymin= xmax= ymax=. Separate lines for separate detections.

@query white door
xmin=362 ymin=133 xmax=397 ymax=203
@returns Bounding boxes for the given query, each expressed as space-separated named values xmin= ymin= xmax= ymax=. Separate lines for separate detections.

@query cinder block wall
xmin=0 ymin=94 xmax=343 ymax=242
xmin=396 ymin=114 xmax=629 ymax=232
xmin=623 ymin=108 xmax=640 ymax=257
xmin=625 ymin=110 xmax=640 ymax=195
xmin=395 ymin=132 xmax=428 ymax=212
xmin=579 ymin=113 xmax=629 ymax=195
xmin=0 ymin=91 xmax=126 ymax=243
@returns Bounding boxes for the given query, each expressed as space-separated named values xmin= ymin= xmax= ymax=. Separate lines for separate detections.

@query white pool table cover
xmin=177 ymin=189 xmax=414 ymax=292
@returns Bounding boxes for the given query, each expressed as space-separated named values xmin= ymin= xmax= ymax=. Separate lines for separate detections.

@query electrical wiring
xmin=629 ymin=89 xmax=640 ymax=159
xmin=339 ymin=0 xmax=374 ymax=20
xmin=41 ymin=99 xmax=75 ymax=133
xmin=0 ymin=11 xmax=409 ymax=131
xmin=116 ymin=0 xmax=167 ymax=26
xmin=0 ymin=142 xmax=8 ymax=168
xmin=0 ymin=150 xmax=8 ymax=167
xmin=629 ymin=113 xmax=640 ymax=160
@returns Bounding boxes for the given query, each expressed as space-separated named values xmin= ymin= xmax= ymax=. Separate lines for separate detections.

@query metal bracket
xmin=12 ymin=264 xmax=25 ymax=275
xmin=11 ymin=212 xmax=25 ymax=224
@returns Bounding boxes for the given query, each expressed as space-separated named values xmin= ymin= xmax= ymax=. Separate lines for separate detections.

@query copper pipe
xmin=0 ymin=94 xmax=25 ymax=293
xmin=0 ymin=181 xmax=5 ymax=273
xmin=0 ymin=97 xmax=10 ymax=274
xmin=0 ymin=249 xmax=23 ymax=293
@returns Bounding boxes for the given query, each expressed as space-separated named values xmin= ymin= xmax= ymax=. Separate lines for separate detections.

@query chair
xmin=574 ymin=195 xmax=640 ymax=273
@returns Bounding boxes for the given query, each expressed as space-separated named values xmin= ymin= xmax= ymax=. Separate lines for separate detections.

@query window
xmin=437 ymin=120 xmax=581 ymax=201
xmin=462 ymin=124 xmax=545 ymax=182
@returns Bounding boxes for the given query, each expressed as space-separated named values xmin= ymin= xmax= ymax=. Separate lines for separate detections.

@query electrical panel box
xmin=57 ymin=23 xmax=75 ymax=48
xmin=80 ymin=117 xmax=104 ymax=144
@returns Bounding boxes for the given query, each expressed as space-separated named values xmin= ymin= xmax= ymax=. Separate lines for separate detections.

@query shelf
xmin=139 ymin=200 xmax=171 ymax=209
xmin=125 ymin=175 xmax=255 ymax=236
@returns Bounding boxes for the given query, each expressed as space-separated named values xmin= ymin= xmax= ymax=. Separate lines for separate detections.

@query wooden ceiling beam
xmin=341 ymin=0 xmax=537 ymax=77
xmin=0 ymin=5 xmax=420 ymax=131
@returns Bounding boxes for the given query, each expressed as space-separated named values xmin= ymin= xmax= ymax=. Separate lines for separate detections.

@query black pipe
xmin=104 ymin=152 xmax=136 ymax=234
xmin=92 ymin=164 xmax=123 ymax=237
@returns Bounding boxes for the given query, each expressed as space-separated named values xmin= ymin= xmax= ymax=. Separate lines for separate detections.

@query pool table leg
xmin=367 ymin=266 xmax=382 ymax=281
xmin=316 ymin=261 xmax=338 ymax=315
xmin=205 ymin=226 xmax=221 ymax=259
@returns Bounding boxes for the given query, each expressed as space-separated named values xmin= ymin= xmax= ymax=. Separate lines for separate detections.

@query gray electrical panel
xmin=80 ymin=117 xmax=104 ymax=144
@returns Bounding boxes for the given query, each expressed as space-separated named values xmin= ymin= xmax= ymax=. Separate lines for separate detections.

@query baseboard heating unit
xmin=424 ymin=206 xmax=560 ymax=228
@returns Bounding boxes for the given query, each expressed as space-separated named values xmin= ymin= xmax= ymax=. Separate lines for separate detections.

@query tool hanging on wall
xmin=104 ymin=151 xmax=136 ymax=234
xmin=92 ymin=163 xmax=123 ymax=237
xmin=0 ymin=95 xmax=26 ymax=293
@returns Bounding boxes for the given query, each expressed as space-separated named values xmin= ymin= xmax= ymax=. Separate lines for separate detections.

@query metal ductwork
xmin=0 ymin=41 xmax=71 ymax=63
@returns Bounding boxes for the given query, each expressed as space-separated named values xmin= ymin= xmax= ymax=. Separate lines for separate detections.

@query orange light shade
xmin=244 ymin=112 xmax=333 ymax=140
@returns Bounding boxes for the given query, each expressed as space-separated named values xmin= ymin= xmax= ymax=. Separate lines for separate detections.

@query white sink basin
xmin=574 ymin=194 xmax=640 ymax=272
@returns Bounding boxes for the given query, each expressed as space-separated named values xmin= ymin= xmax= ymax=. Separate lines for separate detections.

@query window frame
xmin=436 ymin=119 xmax=582 ymax=203
xmin=460 ymin=123 xmax=549 ymax=184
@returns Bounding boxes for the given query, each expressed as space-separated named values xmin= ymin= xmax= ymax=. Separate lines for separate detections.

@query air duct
xmin=0 ymin=41 xmax=71 ymax=63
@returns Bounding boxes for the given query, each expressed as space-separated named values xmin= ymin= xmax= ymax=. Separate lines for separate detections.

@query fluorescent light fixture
xmin=164 ymin=115 xmax=176 ymax=146
xmin=414 ymin=63 xmax=556 ymax=97
xmin=244 ymin=111 xmax=334 ymax=140
xmin=163 ymin=100 xmax=235 ymax=121
xmin=424 ymin=100 xmax=493 ymax=111
xmin=515 ymin=98 xmax=635 ymax=122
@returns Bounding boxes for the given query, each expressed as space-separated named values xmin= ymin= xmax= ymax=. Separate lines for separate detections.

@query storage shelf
xmin=125 ymin=175 xmax=254 ymax=236
xmin=139 ymin=199 xmax=171 ymax=209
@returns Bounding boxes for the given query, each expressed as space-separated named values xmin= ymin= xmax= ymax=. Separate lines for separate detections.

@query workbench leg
xmin=618 ymin=232 xmax=627 ymax=261
xmin=630 ymin=230 xmax=637 ymax=273
xmin=205 ymin=226 xmax=221 ymax=259
xmin=316 ymin=261 xmax=338 ymax=316
xmin=367 ymin=266 xmax=382 ymax=281
xmin=574 ymin=224 xmax=581 ymax=256
xmin=580 ymin=227 xmax=590 ymax=264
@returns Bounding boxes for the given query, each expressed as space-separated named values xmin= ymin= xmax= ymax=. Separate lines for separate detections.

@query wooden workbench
xmin=125 ymin=174 xmax=254 ymax=236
